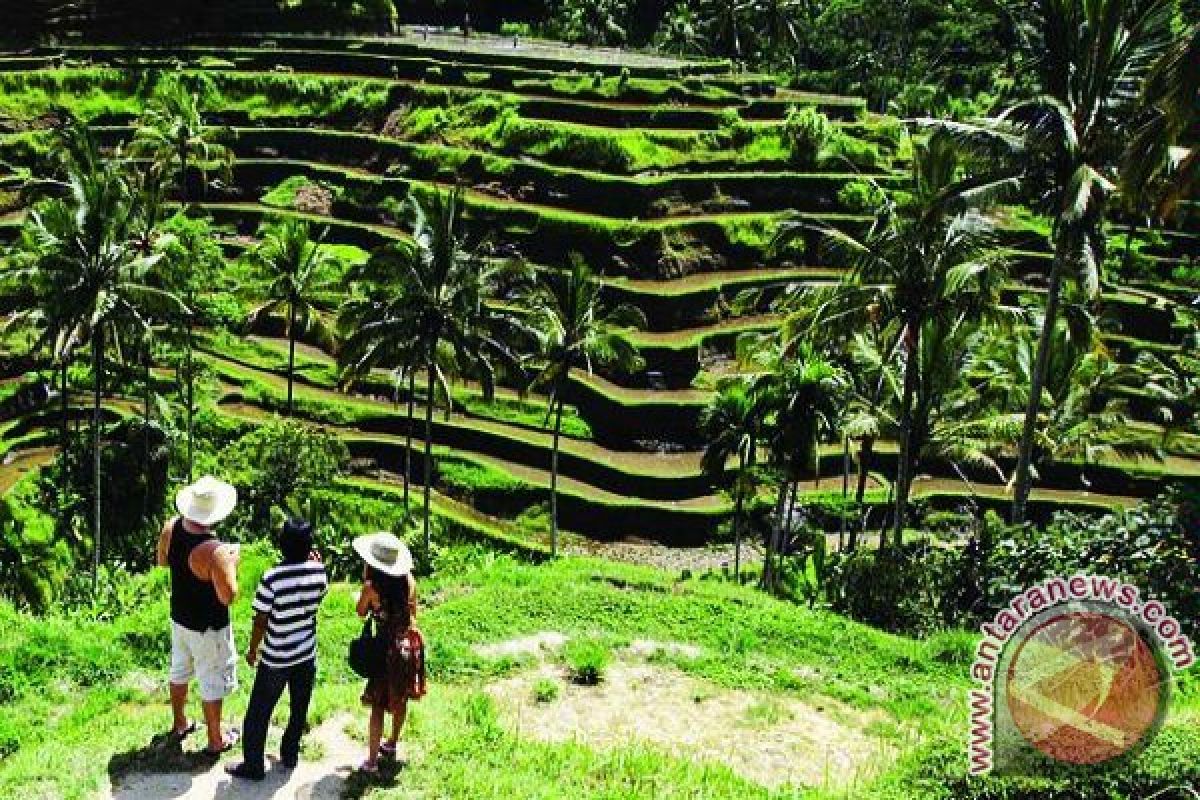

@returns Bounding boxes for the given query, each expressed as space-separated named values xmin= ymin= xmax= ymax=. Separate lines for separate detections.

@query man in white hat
xmin=156 ymin=475 xmax=242 ymax=756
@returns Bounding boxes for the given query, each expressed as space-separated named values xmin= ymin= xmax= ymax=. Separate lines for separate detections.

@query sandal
xmin=380 ymin=741 xmax=397 ymax=760
xmin=358 ymin=760 xmax=379 ymax=774
xmin=167 ymin=721 xmax=197 ymax=743
xmin=202 ymin=730 xmax=240 ymax=758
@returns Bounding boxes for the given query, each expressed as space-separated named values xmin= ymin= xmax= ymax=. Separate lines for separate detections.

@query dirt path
xmin=105 ymin=715 xmax=360 ymax=800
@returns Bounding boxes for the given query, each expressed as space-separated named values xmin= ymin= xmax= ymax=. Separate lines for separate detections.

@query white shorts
xmin=169 ymin=623 xmax=238 ymax=703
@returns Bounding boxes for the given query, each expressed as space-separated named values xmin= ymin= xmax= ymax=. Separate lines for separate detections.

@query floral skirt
xmin=362 ymin=625 xmax=426 ymax=713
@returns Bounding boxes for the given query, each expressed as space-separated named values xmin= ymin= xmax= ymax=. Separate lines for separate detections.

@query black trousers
xmin=241 ymin=659 xmax=317 ymax=774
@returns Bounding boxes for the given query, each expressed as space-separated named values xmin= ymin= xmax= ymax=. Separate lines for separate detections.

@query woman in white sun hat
xmin=353 ymin=532 xmax=426 ymax=773
xmin=155 ymin=475 xmax=242 ymax=758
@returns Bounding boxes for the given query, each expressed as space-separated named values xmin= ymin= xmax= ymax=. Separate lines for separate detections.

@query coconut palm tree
xmin=248 ymin=218 xmax=337 ymax=415
xmin=530 ymin=254 xmax=644 ymax=556
xmin=7 ymin=123 xmax=183 ymax=586
xmin=700 ymin=377 xmax=765 ymax=580
xmin=131 ymin=78 xmax=232 ymax=204
xmin=774 ymin=133 xmax=1011 ymax=547
xmin=1125 ymin=24 xmax=1199 ymax=219
xmin=973 ymin=0 xmax=1176 ymax=524
xmin=362 ymin=189 xmax=535 ymax=559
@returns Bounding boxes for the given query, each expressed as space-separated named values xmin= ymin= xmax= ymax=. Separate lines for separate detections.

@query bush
xmin=782 ymin=106 xmax=833 ymax=168
xmin=532 ymin=677 xmax=560 ymax=703
xmin=837 ymin=178 xmax=887 ymax=212
xmin=563 ymin=637 xmax=610 ymax=685
xmin=823 ymin=133 xmax=884 ymax=170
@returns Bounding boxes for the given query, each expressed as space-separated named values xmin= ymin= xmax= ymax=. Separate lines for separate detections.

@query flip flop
xmin=167 ymin=721 xmax=197 ymax=743
xmin=358 ymin=760 xmax=379 ymax=774
xmin=202 ymin=730 xmax=240 ymax=758
xmin=380 ymin=742 xmax=397 ymax=759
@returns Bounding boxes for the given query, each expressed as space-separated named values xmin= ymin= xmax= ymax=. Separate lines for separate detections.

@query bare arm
xmin=210 ymin=545 xmax=240 ymax=606
xmin=356 ymin=583 xmax=377 ymax=618
xmin=246 ymin=611 xmax=268 ymax=667
xmin=408 ymin=577 xmax=418 ymax=619
xmin=156 ymin=518 xmax=175 ymax=568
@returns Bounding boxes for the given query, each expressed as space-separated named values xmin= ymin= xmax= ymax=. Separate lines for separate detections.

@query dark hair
xmin=280 ymin=518 xmax=314 ymax=565
xmin=368 ymin=567 xmax=410 ymax=615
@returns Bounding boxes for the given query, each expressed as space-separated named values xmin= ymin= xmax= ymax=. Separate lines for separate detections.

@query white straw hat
xmin=175 ymin=476 xmax=238 ymax=527
xmin=353 ymin=532 xmax=414 ymax=577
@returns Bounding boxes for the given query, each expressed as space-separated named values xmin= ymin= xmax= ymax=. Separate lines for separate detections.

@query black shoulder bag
xmin=348 ymin=616 xmax=387 ymax=680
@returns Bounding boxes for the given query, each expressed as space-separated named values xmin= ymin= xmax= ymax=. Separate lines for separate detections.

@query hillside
xmin=0 ymin=543 xmax=1195 ymax=799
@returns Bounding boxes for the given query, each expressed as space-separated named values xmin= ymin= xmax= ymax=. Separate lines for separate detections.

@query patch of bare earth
xmin=563 ymin=539 xmax=765 ymax=573
xmin=473 ymin=631 xmax=568 ymax=660
xmin=485 ymin=663 xmax=895 ymax=791
xmin=105 ymin=714 xmax=361 ymax=800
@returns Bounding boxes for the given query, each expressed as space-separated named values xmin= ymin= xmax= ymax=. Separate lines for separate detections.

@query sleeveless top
xmin=168 ymin=518 xmax=230 ymax=632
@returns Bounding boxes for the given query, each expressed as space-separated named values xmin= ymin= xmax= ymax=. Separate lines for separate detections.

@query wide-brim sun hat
xmin=175 ymin=475 xmax=238 ymax=527
xmin=353 ymin=532 xmax=414 ymax=577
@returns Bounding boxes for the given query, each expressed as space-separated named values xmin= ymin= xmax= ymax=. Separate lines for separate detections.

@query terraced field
xmin=0 ymin=28 xmax=1197 ymax=545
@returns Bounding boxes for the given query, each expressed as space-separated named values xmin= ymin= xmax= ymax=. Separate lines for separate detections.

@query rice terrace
xmin=0 ymin=1 xmax=1196 ymax=798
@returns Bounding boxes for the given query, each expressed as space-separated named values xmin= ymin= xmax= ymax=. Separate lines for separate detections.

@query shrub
xmin=532 ymin=677 xmax=560 ymax=703
xmin=823 ymin=132 xmax=884 ymax=170
xmin=563 ymin=637 xmax=610 ymax=685
xmin=782 ymin=106 xmax=833 ymax=168
xmin=837 ymin=178 xmax=887 ymax=212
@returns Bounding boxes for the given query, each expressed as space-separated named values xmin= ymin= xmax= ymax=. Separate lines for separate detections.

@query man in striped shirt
xmin=227 ymin=518 xmax=329 ymax=782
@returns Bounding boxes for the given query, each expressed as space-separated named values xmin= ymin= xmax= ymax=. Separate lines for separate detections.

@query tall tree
xmin=7 ymin=122 xmax=182 ymax=586
xmin=775 ymin=134 xmax=1010 ymax=546
xmin=530 ymin=254 xmax=644 ymax=556
xmin=994 ymin=0 xmax=1175 ymax=523
xmin=700 ymin=377 xmax=765 ymax=580
xmin=131 ymin=78 xmax=231 ymax=205
xmin=363 ymin=189 xmax=534 ymax=560
xmin=248 ymin=218 xmax=337 ymax=415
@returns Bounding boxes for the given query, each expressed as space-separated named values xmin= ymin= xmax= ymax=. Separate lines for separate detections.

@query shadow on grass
xmin=106 ymin=730 xmax=219 ymax=797
xmin=337 ymin=758 xmax=408 ymax=800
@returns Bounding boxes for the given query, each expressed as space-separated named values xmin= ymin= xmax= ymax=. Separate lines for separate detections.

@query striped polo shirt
xmin=251 ymin=560 xmax=329 ymax=669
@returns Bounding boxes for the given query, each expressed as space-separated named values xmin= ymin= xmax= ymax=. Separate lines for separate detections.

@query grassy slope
xmin=0 ymin=545 xmax=1194 ymax=799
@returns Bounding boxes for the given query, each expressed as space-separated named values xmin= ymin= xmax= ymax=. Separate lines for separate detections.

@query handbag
xmin=348 ymin=616 xmax=387 ymax=680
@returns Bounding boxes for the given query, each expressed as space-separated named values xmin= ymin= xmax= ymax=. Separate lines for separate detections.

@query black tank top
xmin=168 ymin=518 xmax=230 ymax=632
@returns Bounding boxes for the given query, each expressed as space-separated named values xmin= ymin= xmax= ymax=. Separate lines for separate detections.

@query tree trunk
xmin=549 ymin=372 xmax=567 ymax=558
xmin=91 ymin=331 xmax=103 ymax=591
xmin=185 ymin=303 xmax=195 ymax=483
xmin=891 ymin=321 xmax=920 ymax=549
xmin=1121 ymin=217 xmax=1139 ymax=274
xmin=286 ymin=300 xmax=298 ymax=416
xmin=849 ymin=436 xmax=874 ymax=552
xmin=1012 ymin=239 xmax=1067 ymax=525
xmin=59 ymin=361 xmax=70 ymax=509
xmin=143 ymin=343 xmax=152 ymax=517
xmin=732 ymin=450 xmax=746 ymax=583
xmin=422 ymin=353 xmax=435 ymax=561
xmin=761 ymin=478 xmax=793 ymax=592
xmin=404 ymin=369 xmax=415 ymax=508
xmin=839 ymin=436 xmax=849 ymax=551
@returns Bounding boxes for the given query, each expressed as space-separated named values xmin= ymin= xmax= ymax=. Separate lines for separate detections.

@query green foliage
xmin=532 ymin=677 xmax=560 ymax=703
xmin=220 ymin=418 xmax=349 ymax=531
xmin=782 ymin=106 xmax=833 ymax=168
xmin=563 ymin=637 xmax=612 ymax=685
xmin=837 ymin=178 xmax=887 ymax=212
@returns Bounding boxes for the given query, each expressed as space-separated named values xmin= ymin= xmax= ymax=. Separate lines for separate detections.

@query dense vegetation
xmin=0 ymin=1 xmax=1196 ymax=797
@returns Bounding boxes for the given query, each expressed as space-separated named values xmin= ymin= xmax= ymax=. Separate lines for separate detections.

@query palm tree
xmin=1125 ymin=24 xmax=1199 ymax=219
xmin=339 ymin=264 xmax=427 ymax=508
xmin=248 ymin=218 xmax=337 ymax=415
xmin=981 ymin=0 xmax=1175 ymax=524
xmin=530 ymin=254 xmax=644 ymax=556
xmin=7 ymin=123 xmax=183 ymax=586
xmin=700 ymin=377 xmax=764 ymax=580
xmin=131 ymin=78 xmax=232 ymax=205
xmin=775 ymin=133 xmax=1011 ymax=547
xmin=754 ymin=346 xmax=844 ymax=591
xmin=363 ymin=189 xmax=534 ymax=559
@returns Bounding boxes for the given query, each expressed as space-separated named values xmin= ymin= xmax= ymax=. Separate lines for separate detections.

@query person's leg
xmin=279 ymin=661 xmax=317 ymax=768
xmin=366 ymin=703 xmax=386 ymax=768
xmin=385 ymin=699 xmax=408 ymax=750
xmin=232 ymin=666 xmax=285 ymax=778
xmin=168 ymin=623 xmax=195 ymax=736
xmin=198 ymin=626 xmax=240 ymax=752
